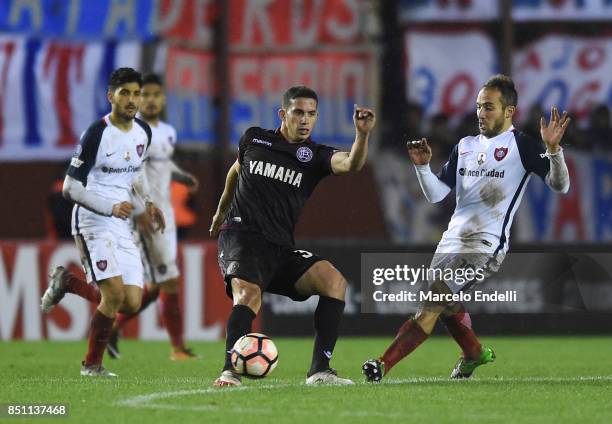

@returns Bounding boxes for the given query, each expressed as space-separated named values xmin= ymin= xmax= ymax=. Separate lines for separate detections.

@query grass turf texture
xmin=1 ymin=337 xmax=611 ymax=423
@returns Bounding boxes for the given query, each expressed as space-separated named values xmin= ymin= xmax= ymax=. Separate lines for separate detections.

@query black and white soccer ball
xmin=231 ymin=333 xmax=279 ymax=378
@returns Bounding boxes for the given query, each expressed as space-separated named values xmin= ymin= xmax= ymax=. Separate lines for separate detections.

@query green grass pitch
xmin=2 ymin=336 xmax=611 ymax=423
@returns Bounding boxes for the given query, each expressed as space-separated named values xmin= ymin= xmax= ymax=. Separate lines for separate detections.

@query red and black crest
xmin=96 ymin=260 xmax=108 ymax=271
xmin=136 ymin=144 xmax=145 ymax=157
xmin=494 ymin=147 xmax=508 ymax=161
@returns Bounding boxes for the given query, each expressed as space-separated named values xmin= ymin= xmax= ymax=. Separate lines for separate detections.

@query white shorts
xmin=75 ymin=232 xmax=144 ymax=287
xmin=429 ymin=237 xmax=505 ymax=294
xmin=133 ymin=225 xmax=179 ymax=284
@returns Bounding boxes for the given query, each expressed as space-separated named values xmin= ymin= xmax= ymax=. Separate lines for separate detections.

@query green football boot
xmin=450 ymin=346 xmax=496 ymax=379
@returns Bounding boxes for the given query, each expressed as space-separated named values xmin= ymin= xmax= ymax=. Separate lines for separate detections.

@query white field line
xmin=114 ymin=376 xmax=612 ymax=417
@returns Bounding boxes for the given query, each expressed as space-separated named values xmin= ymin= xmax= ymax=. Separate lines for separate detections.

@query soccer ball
xmin=230 ymin=333 xmax=278 ymax=378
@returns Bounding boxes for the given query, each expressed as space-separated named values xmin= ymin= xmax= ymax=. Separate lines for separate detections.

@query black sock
xmin=308 ymin=296 xmax=345 ymax=376
xmin=223 ymin=304 xmax=256 ymax=371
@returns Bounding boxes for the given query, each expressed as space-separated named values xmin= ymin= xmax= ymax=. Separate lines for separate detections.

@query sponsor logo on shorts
xmin=96 ymin=260 xmax=108 ymax=271
xmin=157 ymin=264 xmax=167 ymax=275
xmin=137 ymin=144 xmax=145 ymax=157
xmin=296 ymin=146 xmax=313 ymax=162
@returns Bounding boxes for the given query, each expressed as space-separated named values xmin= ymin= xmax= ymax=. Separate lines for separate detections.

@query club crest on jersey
xmin=157 ymin=264 xmax=167 ymax=275
xmin=96 ymin=260 xmax=108 ymax=271
xmin=296 ymin=146 xmax=313 ymax=162
xmin=136 ymin=144 xmax=145 ymax=157
xmin=477 ymin=152 xmax=486 ymax=165
xmin=494 ymin=147 xmax=508 ymax=161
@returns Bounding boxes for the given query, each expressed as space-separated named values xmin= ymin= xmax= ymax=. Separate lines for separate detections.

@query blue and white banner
xmin=514 ymin=35 xmax=612 ymax=124
xmin=400 ymin=0 xmax=498 ymax=22
xmin=0 ymin=36 xmax=140 ymax=161
xmin=405 ymin=31 xmax=497 ymax=121
xmin=516 ymin=151 xmax=612 ymax=242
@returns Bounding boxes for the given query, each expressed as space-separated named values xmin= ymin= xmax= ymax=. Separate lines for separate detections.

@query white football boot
xmin=212 ymin=370 xmax=242 ymax=387
xmin=41 ymin=266 xmax=70 ymax=313
xmin=305 ymin=368 xmax=354 ymax=385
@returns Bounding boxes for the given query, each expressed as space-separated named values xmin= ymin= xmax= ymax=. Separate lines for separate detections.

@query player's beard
xmin=480 ymin=115 xmax=506 ymax=138
xmin=140 ymin=105 xmax=160 ymax=121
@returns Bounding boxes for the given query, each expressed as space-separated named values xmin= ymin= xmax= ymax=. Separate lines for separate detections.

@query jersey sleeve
xmin=66 ymin=121 xmax=104 ymax=184
xmin=237 ymin=129 xmax=251 ymax=165
xmin=316 ymin=145 xmax=339 ymax=178
xmin=515 ymin=130 xmax=550 ymax=181
xmin=436 ymin=143 xmax=459 ymax=189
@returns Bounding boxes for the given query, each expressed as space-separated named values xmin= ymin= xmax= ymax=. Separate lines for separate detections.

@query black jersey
xmin=224 ymin=127 xmax=338 ymax=247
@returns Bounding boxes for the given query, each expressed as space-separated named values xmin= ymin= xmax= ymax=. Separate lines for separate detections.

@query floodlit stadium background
xmin=1 ymin=0 xmax=611 ymax=341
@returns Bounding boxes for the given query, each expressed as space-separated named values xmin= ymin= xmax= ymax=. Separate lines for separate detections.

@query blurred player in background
xmin=363 ymin=75 xmax=571 ymax=382
xmin=105 ymin=73 xmax=199 ymax=361
xmin=209 ymin=86 xmax=376 ymax=387
xmin=40 ymin=68 xmax=165 ymax=377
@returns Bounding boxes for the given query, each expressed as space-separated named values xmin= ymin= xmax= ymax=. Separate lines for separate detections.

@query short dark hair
xmin=282 ymin=86 xmax=318 ymax=109
xmin=143 ymin=73 xmax=164 ymax=87
xmin=108 ymin=67 xmax=142 ymax=91
xmin=483 ymin=74 xmax=517 ymax=108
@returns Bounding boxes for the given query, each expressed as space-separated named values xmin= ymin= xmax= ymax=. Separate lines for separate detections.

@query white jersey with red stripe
xmin=435 ymin=126 xmax=550 ymax=257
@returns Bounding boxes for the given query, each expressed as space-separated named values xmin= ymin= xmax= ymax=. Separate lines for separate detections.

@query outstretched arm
xmin=209 ymin=160 xmax=241 ymax=237
xmin=540 ymin=107 xmax=570 ymax=194
xmin=407 ymin=138 xmax=452 ymax=203
xmin=330 ymin=105 xmax=376 ymax=175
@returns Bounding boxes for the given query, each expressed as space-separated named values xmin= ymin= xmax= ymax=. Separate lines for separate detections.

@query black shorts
xmin=217 ymin=230 xmax=325 ymax=301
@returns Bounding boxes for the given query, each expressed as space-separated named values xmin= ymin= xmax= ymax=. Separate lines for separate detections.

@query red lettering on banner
xmin=441 ymin=73 xmax=474 ymax=117
xmin=0 ymin=241 xmax=238 ymax=341
xmin=569 ymin=81 xmax=600 ymax=121
xmin=229 ymin=0 xmax=361 ymax=48
xmin=577 ymin=45 xmax=605 ymax=71
xmin=553 ymin=159 xmax=584 ymax=240
xmin=43 ymin=44 xmax=85 ymax=147
xmin=0 ymin=42 xmax=15 ymax=147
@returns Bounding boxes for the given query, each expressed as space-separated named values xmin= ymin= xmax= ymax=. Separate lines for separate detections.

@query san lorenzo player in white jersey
xmin=106 ymin=73 xmax=199 ymax=361
xmin=40 ymin=68 xmax=165 ymax=377
xmin=363 ymin=75 xmax=570 ymax=382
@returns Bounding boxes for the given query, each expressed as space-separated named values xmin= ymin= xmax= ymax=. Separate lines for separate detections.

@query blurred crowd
xmin=381 ymin=103 xmax=612 ymax=164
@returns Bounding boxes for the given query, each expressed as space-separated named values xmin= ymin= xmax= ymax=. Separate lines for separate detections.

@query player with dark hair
xmin=105 ymin=73 xmax=200 ymax=361
xmin=40 ymin=67 xmax=165 ymax=377
xmin=363 ymin=74 xmax=571 ymax=381
xmin=210 ymin=85 xmax=376 ymax=386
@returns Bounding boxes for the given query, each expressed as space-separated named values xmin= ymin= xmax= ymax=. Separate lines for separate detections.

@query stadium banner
xmin=0 ymin=36 xmax=141 ymax=161
xmin=515 ymin=151 xmax=612 ymax=242
xmin=404 ymin=31 xmax=497 ymax=122
xmin=1 ymin=0 xmax=363 ymax=47
xmin=399 ymin=0 xmax=499 ymax=22
xmin=0 ymin=240 xmax=242 ymax=341
xmin=228 ymin=0 xmax=365 ymax=49
xmin=400 ymin=0 xmax=612 ymax=22
xmin=166 ymin=49 xmax=375 ymax=146
xmin=513 ymin=0 xmax=612 ymax=21
xmin=230 ymin=52 xmax=375 ymax=146
xmin=513 ymin=35 xmax=612 ymax=125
